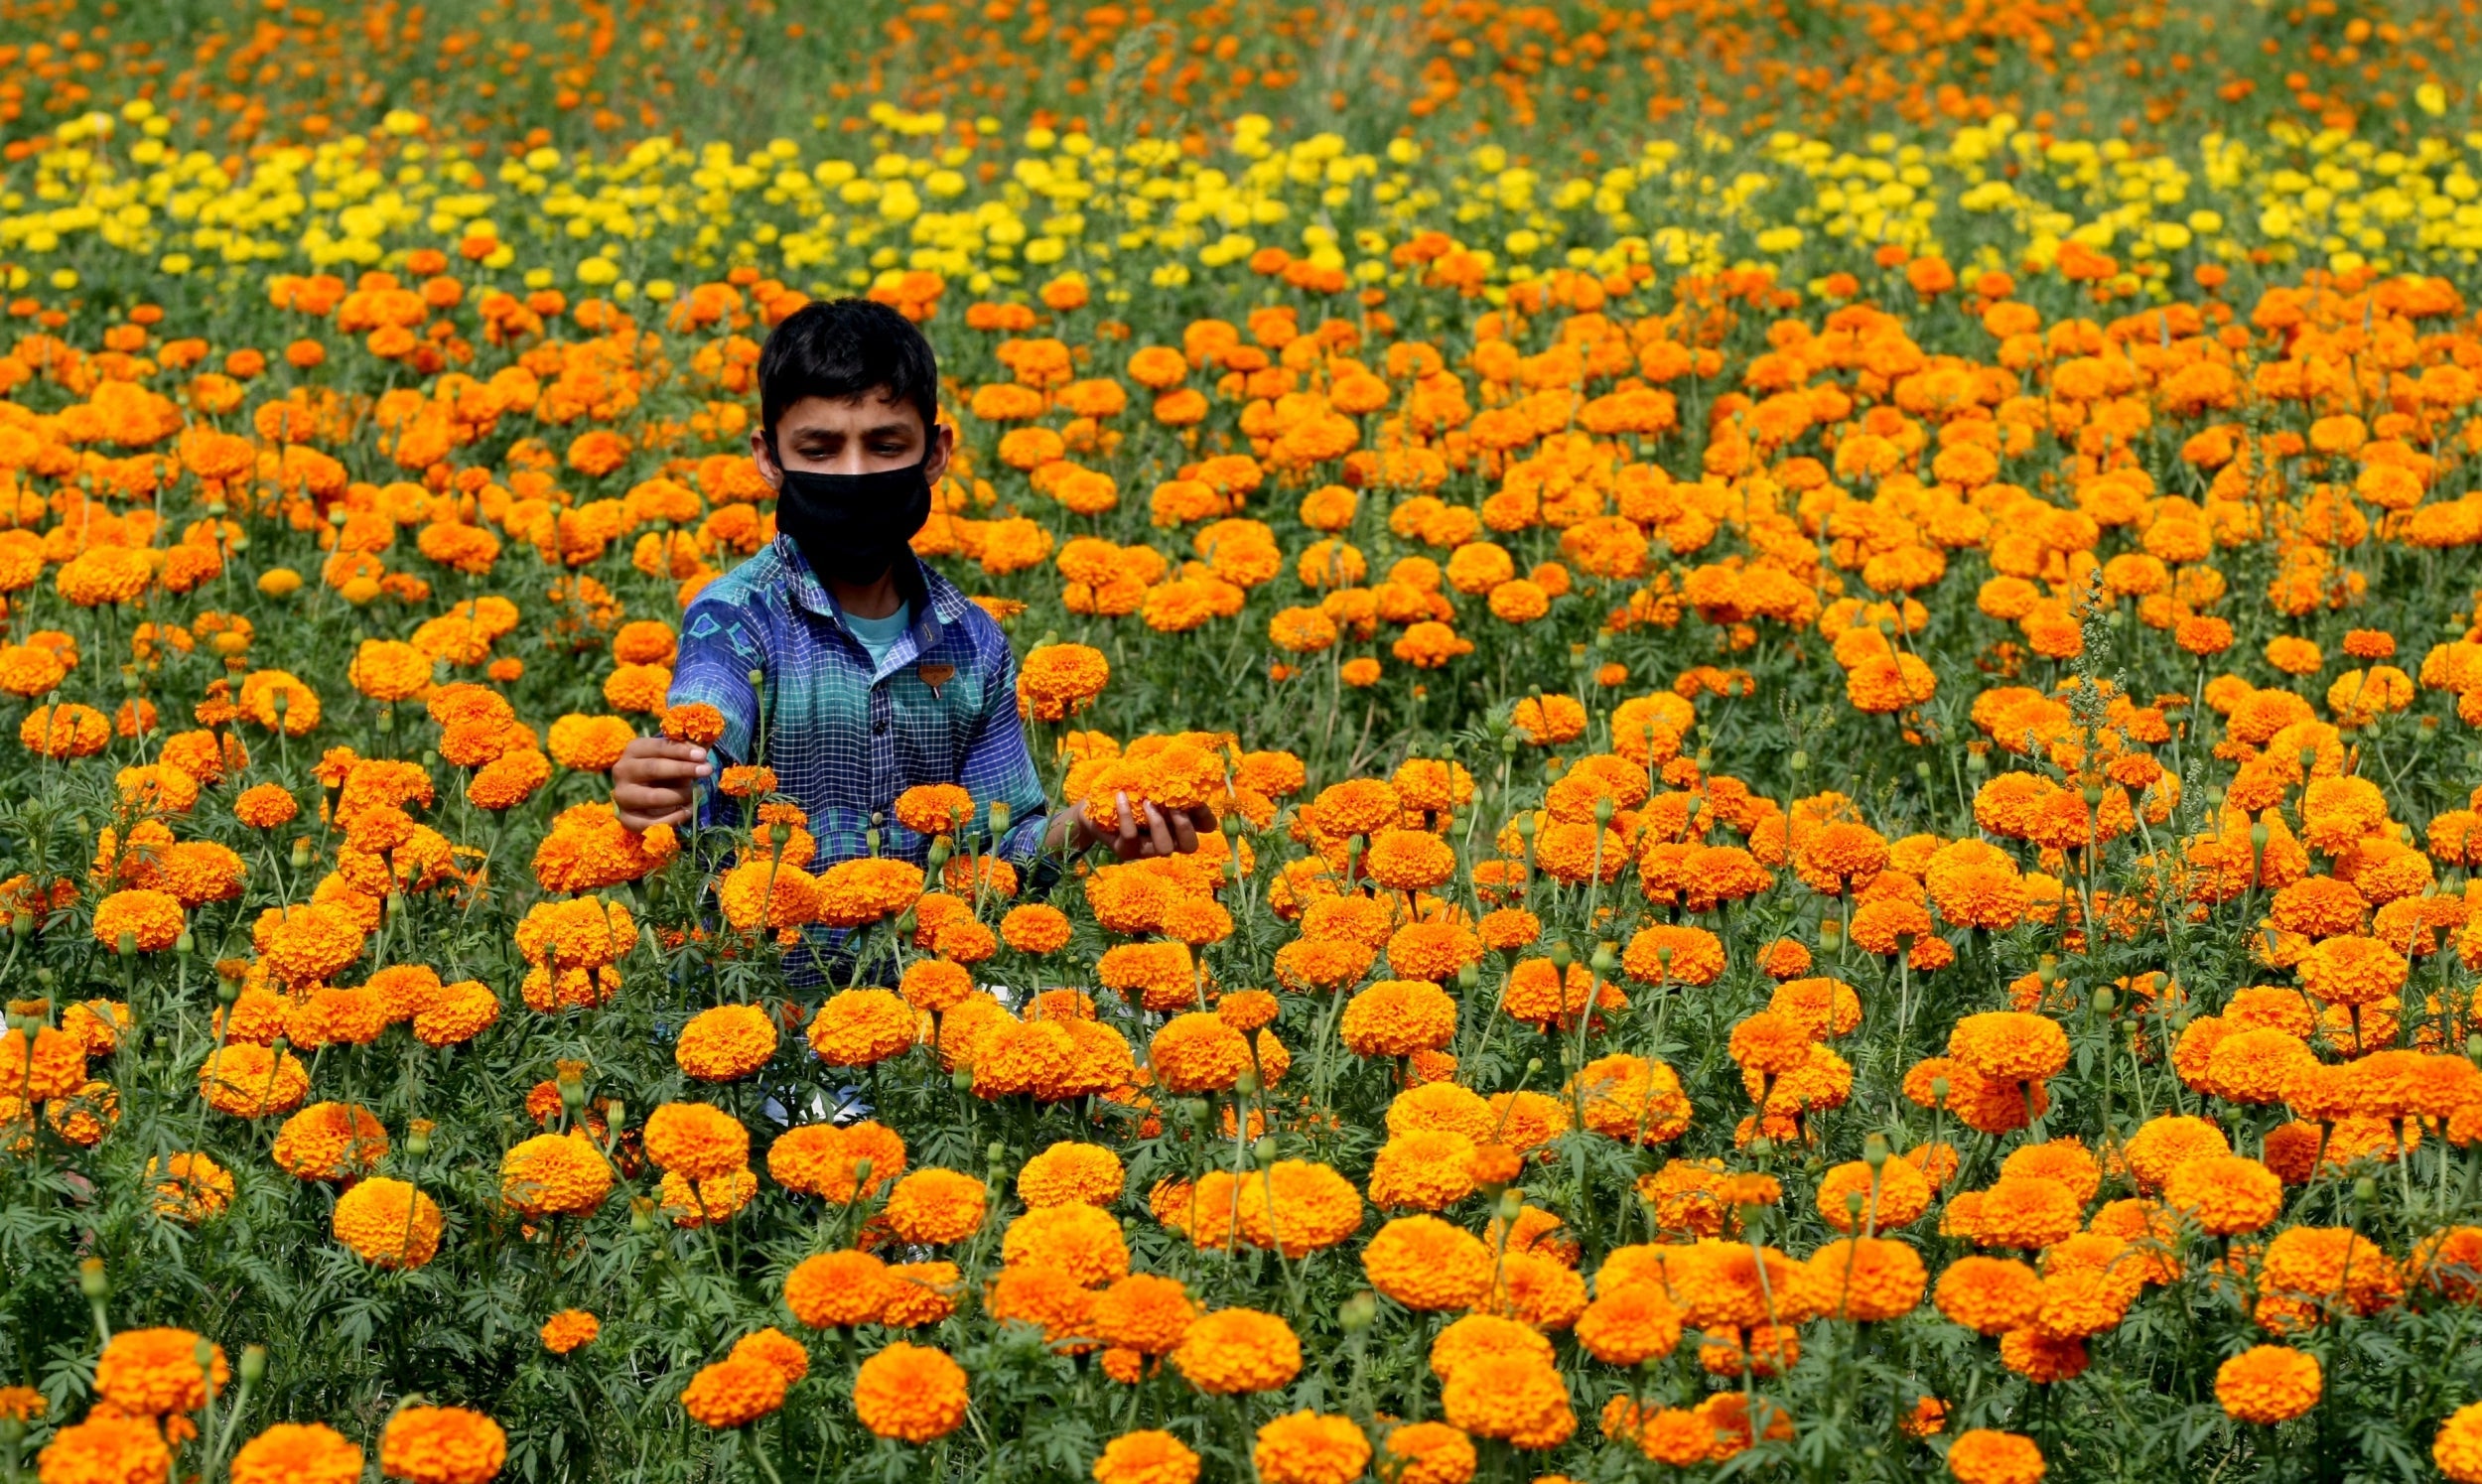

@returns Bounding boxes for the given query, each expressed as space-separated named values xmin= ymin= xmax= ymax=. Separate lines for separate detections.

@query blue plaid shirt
xmin=667 ymin=539 xmax=1053 ymax=876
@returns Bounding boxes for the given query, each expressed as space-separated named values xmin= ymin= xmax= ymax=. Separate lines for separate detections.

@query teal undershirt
xmin=845 ymin=603 xmax=911 ymax=670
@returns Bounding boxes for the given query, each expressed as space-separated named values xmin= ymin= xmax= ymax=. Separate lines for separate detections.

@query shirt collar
xmin=774 ymin=537 xmax=969 ymax=651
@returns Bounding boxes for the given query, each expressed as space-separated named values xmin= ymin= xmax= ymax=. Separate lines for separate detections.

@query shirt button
xmin=874 ymin=718 xmax=890 ymax=735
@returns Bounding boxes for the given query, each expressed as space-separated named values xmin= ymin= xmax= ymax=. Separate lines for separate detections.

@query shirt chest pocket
xmin=881 ymin=665 xmax=978 ymax=777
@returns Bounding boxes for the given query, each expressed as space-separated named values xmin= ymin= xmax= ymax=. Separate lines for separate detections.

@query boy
xmin=612 ymin=299 xmax=1207 ymax=925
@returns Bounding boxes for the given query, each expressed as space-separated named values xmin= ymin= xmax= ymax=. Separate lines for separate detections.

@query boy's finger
xmin=625 ymin=757 xmax=708 ymax=782
xmin=1169 ymin=811 xmax=1198 ymax=854
xmin=1114 ymin=792 xmax=1141 ymax=848
xmin=634 ymin=740 xmax=708 ymax=763
xmin=1144 ymin=803 xmax=1176 ymax=858
xmin=615 ymin=784 xmax=693 ymax=814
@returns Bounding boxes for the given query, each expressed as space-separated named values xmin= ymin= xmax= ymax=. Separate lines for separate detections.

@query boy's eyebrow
xmin=785 ymin=420 xmax=917 ymax=441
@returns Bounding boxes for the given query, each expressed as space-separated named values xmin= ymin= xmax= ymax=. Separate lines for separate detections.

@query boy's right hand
xmin=613 ymin=738 xmax=712 ymax=830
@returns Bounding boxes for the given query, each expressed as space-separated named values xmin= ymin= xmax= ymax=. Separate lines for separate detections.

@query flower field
xmin=20 ymin=1 xmax=2482 ymax=1481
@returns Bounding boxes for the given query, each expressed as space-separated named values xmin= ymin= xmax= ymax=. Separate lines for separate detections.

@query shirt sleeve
xmin=667 ymin=591 xmax=765 ymax=820
xmin=955 ymin=630 xmax=1054 ymax=871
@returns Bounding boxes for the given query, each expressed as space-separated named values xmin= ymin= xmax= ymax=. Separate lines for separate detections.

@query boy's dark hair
xmin=758 ymin=298 xmax=941 ymax=444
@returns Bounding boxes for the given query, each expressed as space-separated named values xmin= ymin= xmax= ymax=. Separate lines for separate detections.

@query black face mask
xmin=772 ymin=458 xmax=933 ymax=588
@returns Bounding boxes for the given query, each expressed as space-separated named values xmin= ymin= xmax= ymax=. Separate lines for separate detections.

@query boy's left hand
xmin=1052 ymin=792 xmax=1215 ymax=860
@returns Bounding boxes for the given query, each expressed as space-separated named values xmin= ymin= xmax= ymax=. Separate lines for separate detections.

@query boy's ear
xmin=749 ymin=428 xmax=782 ymax=489
xmin=922 ymin=419 xmax=956 ymax=487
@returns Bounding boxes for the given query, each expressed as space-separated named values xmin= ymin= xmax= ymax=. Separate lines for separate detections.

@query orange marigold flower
xmin=229 ymin=1421 xmax=362 ymax=1484
xmin=680 ymin=1356 xmax=785 ymax=1428
xmin=2217 ymin=1344 xmax=2321 ymax=1423
xmin=854 ymin=1343 xmax=969 ymax=1442
xmin=2163 ymin=1154 xmax=2282 ymax=1236
xmin=499 ymin=1132 xmax=614 ymax=1217
xmin=1340 ymin=979 xmax=1458 ymax=1057
xmin=272 ymin=1102 xmax=389 ymax=1183
xmin=199 ymin=1041 xmax=309 ymax=1118
xmin=1001 ymin=1202 xmax=1129 ymax=1285
xmin=807 ymin=988 xmax=916 ymax=1066
xmin=1946 ymin=1428 xmax=2044 ymax=1484
xmin=333 ymin=1177 xmax=443 ymax=1268
xmin=540 ymin=1310 xmax=600 ymax=1355
xmin=92 ymin=887 xmax=186 ymax=952
xmin=1362 ymin=1214 xmax=1492 ymax=1310
xmin=1935 ymin=1255 xmax=2043 ymax=1335
xmin=660 ymin=702 xmax=726 ymax=746
xmin=1947 ymin=1011 xmax=2070 ymax=1084
xmin=379 ymin=1406 xmax=507 ymax=1484
xmin=1440 ymin=1352 xmax=1574 ymax=1449
xmin=641 ymin=1101 xmax=750 ymax=1180
xmin=95 ymin=1326 xmax=229 ymax=1414
xmin=32 ymin=1415 xmax=171 ymax=1484
xmin=881 ymin=1167 xmax=988 ymax=1244
xmin=2436 ymin=1402 xmax=2482 ymax=1482
xmin=234 ymin=783 xmax=301 ymax=830
xmin=1253 ymin=1412 xmax=1370 ymax=1484
xmin=1093 ymin=1430 xmax=1201 ymax=1484
xmin=675 ymin=1003 xmax=778 ymax=1081
xmin=1172 ymin=1307 xmax=1302 ymax=1395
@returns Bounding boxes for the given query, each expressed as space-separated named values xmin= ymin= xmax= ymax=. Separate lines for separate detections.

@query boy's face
xmin=753 ymin=392 xmax=952 ymax=486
